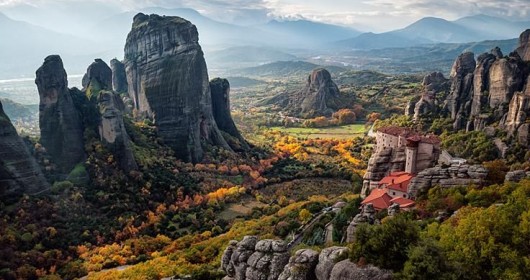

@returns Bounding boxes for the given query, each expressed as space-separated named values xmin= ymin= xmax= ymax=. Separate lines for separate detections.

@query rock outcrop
xmin=82 ymin=58 xmax=113 ymax=91
xmin=97 ymin=91 xmax=138 ymax=172
xmin=35 ymin=55 xmax=85 ymax=173
xmin=0 ymin=100 xmax=50 ymax=201
xmin=124 ymin=13 xmax=231 ymax=162
xmin=264 ymin=68 xmax=345 ymax=118
xmin=231 ymin=236 xmax=258 ymax=280
xmin=278 ymin=249 xmax=319 ymax=280
xmin=110 ymin=59 xmax=128 ymax=93
xmin=411 ymin=72 xmax=449 ymax=120
xmin=221 ymin=237 xmax=388 ymax=280
xmin=210 ymin=78 xmax=249 ymax=151
xmin=516 ymin=29 xmax=530 ymax=61
xmin=408 ymin=163 xmax=487 ymax=197
xmin=505 ymin=170 xmax=530 ymax=182
xmin=329 ymin=260 xmax=392 ymax=280
xmin=246 ymin=239 xmax=290 ymax=280
xmin=346 ymin=203 xmax=378 ymax=243
xmin=315 ymin=247 xmax=349 ymax=280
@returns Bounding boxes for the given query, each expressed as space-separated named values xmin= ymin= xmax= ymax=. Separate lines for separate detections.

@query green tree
xmin=350 ymin=214 xmax=420 ymax=271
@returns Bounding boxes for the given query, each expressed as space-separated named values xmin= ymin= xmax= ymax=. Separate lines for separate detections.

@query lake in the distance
xmin=0 ymin=75 xmax=84 ymax=105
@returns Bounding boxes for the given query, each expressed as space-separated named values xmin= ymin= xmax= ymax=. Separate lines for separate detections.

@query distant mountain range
xmin=337 ymin=14 xmax=529 ymax=50
xmin=0 ymin=6 xmax=528 ymax=79
xmin=233 ymin=61 xmax=346 ymax=78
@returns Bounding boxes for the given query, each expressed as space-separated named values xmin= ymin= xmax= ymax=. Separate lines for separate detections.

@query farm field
xmin=270 ymin=123 xmax=367 ymax=139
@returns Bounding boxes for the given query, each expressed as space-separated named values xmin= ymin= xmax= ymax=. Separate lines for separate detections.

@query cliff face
xmin=444 ymin=52 xmax=476 ymax=129
xmin=516 ymin=29 xmax=530 ymax=61
xmin=35 ymin=55 xmax=85 ymax=173
xmin=97 ymin=91 xmax=138 ymax=172
xmin=264 ymin=68 xmax=345 ymax=118
xmin=210 ymin=78 xmax=249 ymax=151
xmin=220 ymin=236 xmax=391 ymax=280
xmin=487 ymin=56 xmax=524 ymax=109
xmin=124 ymin=13 xmax=230 ymax=162
xmin=0 ymin=100 xmax=49 ymax=201
xmin=110 ymin=59 xmax=128 ymax=93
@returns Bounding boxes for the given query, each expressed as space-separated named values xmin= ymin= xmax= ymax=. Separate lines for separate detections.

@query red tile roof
xmin=379 ymin=172 xmax=413 ymax=193
xmin=362 ymin=189 xmax=393 ymax=210
xmin=390 ymin=197 xmax=416 ymax=208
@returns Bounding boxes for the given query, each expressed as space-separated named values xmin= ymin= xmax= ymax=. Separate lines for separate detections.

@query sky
xmin=0 ymin=0 xmax=529 ymax=32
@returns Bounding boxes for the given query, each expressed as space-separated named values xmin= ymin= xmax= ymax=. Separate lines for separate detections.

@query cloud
xmin=1 ymin=0 xmax=528 ymax=31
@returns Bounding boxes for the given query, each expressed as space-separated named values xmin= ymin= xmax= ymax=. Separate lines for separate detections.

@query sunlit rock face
xmin=261 ymin=68 xmax=345 ymax=118
xmin=124 ymin=13 xmax=230 ymax=162
xmin=97 ymin=90 xmax=138 ymax=172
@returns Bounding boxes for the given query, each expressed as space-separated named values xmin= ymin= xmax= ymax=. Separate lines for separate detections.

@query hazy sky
xmin=1 ymin=0 xmax=529 ymax=31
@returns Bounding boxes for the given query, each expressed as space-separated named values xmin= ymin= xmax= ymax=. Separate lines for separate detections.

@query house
xmin=361 ymin=172 xmax=416 ymax=211
xmin=361 ymin=189 xmax=393 ymax=211
xmin=378 ymin=171 xmax=413 ymax=199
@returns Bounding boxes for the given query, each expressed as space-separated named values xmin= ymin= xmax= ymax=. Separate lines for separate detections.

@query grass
xmin=218 ymin=197 xmax=267 ymax=220
xmin=270 ymin=123 xmax=367 ymax=139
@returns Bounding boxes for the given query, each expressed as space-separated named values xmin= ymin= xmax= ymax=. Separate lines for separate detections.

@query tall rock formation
xmin=516 ymin=29 xmax=530 ymax=61
xmin=409 ymin=72 xmax=449 ymax=120
xmin=110 ymin=59 xmax=128 ymax=93
xmin=444 ymin=52 xmax=476 ymax=129
xmin=82 ymin=59 xmax=113 ymax=91
xmin=263 ymin=68 xmax=345 ymax=118
xmin=210 ymin=78 xmax=249 ymax=151
xmin=35 ymin=55 xmax=85 ymax=173
xmin=124 ymin=13 xmax=231 ymax=162
xmin=82 ymin=59 xmax=138 ymax=172
xmin=0 ymin=100 xmax=49 ymax=201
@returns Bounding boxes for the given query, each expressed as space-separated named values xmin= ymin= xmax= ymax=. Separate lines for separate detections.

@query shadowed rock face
xmin=110 ymin=59 xmax=128 ymax=93
xmin=445 ymin=52 xmax=476 ymax=129
xmin=0 ymin=100 xmax=49 ymax=202
xmin=210 ymin=78 xmax=248 ymax=151
xmin=35 ymin=55 xmax=85 ymax=173
xmin=82 ymin=59 xmax=113 ymax=90
xmin=124 ymin=13 xmax=230 ymax=162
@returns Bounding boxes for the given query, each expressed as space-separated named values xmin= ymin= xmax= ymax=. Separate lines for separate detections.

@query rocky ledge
xmin=408 ymin=163 xmax=488 ymax=197
xmin=220 ymin=236 xmax=391 ymax=280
